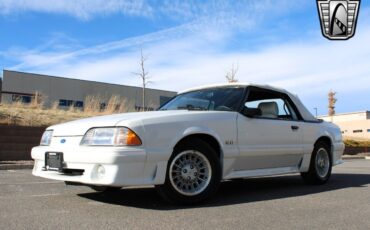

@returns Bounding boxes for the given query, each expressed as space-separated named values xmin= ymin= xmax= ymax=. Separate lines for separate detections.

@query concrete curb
xmin=0 ymin=161 xmax=34 ymax=170
xmin=342 ymin=155 xmax=367 ymax=160
xmin=343 ymin=156 xmax=365 ymax=160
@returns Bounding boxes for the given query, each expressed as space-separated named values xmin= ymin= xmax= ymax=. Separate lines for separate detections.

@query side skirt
xmin=223 ymin=166 xmax=300 ymax=180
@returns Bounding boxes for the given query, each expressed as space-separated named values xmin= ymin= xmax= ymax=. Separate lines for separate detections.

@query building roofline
xmin=3 ymin=69 xmax=177 ymax=94
xmin=318 ymin=111 xmax=370 ymax=118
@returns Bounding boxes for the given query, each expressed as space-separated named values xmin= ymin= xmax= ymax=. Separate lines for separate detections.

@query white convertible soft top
xmin=180 ymin=83 xmax=318 ymax=122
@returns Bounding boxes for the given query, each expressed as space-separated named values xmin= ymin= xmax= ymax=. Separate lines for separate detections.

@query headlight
xmin=40 ymin=130 xmax=53 ymax=146
xmin=80 ymin=127 xmax=142 ymax=146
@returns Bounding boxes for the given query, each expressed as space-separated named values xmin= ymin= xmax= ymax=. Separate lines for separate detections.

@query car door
xmin=234 ymin=87 xmax=304 ymax=171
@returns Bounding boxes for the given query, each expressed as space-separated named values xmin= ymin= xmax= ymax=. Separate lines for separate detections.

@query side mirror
xmin=241 ymin=107 xmax=262 ymax=118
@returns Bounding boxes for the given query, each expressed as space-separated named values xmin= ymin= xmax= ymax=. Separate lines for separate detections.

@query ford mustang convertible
xmin=32 ymin=83 xmax=344 ymax=204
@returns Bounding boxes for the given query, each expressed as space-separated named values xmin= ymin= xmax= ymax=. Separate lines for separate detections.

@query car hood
xmin=48 ymin=110 xmax=197 ymax=136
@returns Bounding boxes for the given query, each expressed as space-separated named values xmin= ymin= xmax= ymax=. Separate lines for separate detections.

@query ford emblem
xmin=61 ymin=139 xmax=66 ymax=144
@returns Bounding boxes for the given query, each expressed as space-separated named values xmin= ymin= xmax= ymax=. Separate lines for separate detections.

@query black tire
xmin=90 ymin=186 xmax=121 ymax=192
xmin=301 ymin=141 xmax=332 ymax=185
xmin=156 ymin=139 xmax=221 ymax=204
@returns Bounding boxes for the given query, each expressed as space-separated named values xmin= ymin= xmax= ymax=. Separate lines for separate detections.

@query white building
xmin=319 ymin=111 xmax=370 ymax=140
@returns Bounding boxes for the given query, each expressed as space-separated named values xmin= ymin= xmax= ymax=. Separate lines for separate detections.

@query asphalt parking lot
xmin=1 ymin=160 xmax=369 ymax=230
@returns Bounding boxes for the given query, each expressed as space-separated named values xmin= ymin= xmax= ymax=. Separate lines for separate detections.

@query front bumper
xmin=31 ymin=145 xmax=148 ymax=186
xmin=332 ymin=142 xmax=345 ymax=166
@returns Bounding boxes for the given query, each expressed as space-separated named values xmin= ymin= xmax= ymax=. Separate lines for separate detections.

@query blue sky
xmin=0 ymin=0 xmax=369 ymax=115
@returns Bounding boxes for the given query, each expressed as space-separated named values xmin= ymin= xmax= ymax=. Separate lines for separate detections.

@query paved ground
xmin=1 ymin=160 xmax=369 ymax=230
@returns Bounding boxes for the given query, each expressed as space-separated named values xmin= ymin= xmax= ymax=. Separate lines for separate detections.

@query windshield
xmin=159 ymin=87 xmax=245 ymax=111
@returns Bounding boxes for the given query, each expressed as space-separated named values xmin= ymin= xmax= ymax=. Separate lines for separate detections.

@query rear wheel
xmin=156 ymin=139 xmax=221 ymax=204
xmin=301 ymin=141 xmax=332 ymax=185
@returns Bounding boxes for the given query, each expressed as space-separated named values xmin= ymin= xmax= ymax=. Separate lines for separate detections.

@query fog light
xmin=97 ymin=165 xmax=105 ymax=179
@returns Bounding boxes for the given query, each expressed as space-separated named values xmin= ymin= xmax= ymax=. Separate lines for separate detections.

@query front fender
xmin=174 ymin=126 xmax=224 ymax=149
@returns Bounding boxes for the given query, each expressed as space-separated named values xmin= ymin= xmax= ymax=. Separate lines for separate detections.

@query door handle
xmin=291 ymin=125 xmax=299 ymax=131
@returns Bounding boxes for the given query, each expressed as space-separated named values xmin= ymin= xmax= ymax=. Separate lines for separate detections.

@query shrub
xmin=344 ymin=139 xmax=370 ymax=147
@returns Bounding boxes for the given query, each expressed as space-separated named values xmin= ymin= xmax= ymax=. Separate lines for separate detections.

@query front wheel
xmin=301 ymin=141 xmax=332 ymax=185
xmin=156 ymin=139 xmax=221 ymax=204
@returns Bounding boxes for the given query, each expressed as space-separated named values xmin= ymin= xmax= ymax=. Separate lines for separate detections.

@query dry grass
xmin=344 ymin=139 xmax=370 ymax=147
xmin=84 ymin=95 xmax=101 ymax=114
xmin=0 ymin=95 xmax=136 ymax=127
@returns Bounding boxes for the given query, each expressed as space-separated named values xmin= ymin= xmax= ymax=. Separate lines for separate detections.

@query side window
xmin=244 ymin=88 xmax=299 ymax=120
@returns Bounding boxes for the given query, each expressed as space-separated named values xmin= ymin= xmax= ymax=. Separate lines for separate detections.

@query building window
xmin=59 ymin=99 xmax=73 ymax=107
xmin=21 ymin=96 xmax=31 ymax=103
xmin=59 ymin=100 xmax=84 ymax=108
xmin=100 ymin=103 xmax=106 ymax=110
xmin=135 ymin=105 xmax=154 ymax=111
xmin=59 ymin=100 xmax=66 ymax=106
xmin=367 ymin=129 xmax=370 ymax=133
xmin=12 ymin=95 xmax=32 ymax=104
xmin=74 ymin=101 xmax=84 ymax=108
xmin=353 ymin=130 xmax=363 ymax=133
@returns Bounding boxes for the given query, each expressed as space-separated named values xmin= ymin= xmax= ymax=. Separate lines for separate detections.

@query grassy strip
xmin=0 ymin=95 xmax=139 ymax=127
xmin=0 ymin=104 xmax=94 ymax=127
xmin=344 ymin=139 xmax=370 ymax=147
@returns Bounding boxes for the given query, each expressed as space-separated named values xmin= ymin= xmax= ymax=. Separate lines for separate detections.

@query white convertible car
xmin=32 ymin=83 xmax=344 ymax=204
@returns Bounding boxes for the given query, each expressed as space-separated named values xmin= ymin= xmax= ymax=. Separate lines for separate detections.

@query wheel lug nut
xmin=190 ymin=165 xmax=193 ymax=169
xmin=194 ymin=172 xmax=197 ymax=176
xmin=187 ymin=176 xmax=191 ymax=180
xmin=183 ymin=169 xmax=187 ymax=173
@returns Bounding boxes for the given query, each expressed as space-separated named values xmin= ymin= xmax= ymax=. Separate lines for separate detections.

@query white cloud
xmin=3 ymin=0 xmax=302 ymax=70
xmin=2 ymin=1 xmax=369 ymax=114
xmin=0 ymin=0 xmax=304 ymax=21
xmin=0 ymin=0 xmax=153 ymax=20
xmin=10 ymin=25 xmax=370 ymax=93
xmin=7 ymin=23 xmax=369 ymax=114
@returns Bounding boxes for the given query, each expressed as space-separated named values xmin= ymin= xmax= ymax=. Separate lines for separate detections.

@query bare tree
xmin=328 ymin=90 xmax=337 ymax=116
xmin=133 ymin=49 xmax=151 ymax=111
xmin=225 ymin=63 xmax=239 ymax=83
